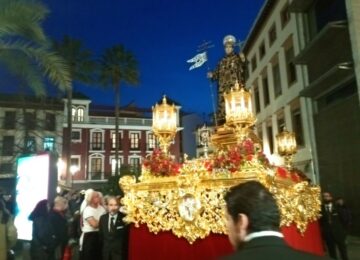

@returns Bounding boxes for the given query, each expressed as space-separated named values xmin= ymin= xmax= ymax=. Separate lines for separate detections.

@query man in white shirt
xmin=223 ymin=181 xmax=330 ymax=259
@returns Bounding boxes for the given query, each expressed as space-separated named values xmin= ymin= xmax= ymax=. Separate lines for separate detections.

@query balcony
xmin=294 ymin=21 xmax=352 ymax=83
xmin=67 ymin=116 xmax=152 ymax=127
xmin=289 ymin=0 xmax=314 ymax=13
xmin=300 ymin=63 xmax=355 ymax=98
xmin=89 ymin=142 xmax=105 ymax=151
xmin=88 ymin=171 xmax=104 ymax=180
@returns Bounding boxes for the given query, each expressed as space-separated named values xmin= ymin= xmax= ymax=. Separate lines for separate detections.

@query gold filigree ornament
xmin=119 ymin=164 xmax=321 ymax=243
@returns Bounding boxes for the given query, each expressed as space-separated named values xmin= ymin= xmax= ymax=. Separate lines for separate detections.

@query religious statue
xmin=208 ymin=35 xmax=248 ymax=125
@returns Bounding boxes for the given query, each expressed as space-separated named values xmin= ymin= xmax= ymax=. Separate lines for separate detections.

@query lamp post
xmin=276 ymin=128 xmax=297 ymax=169
xmin=152 ymin=95 xmax=178 ymax=154
xmin=224 ymin=81 xmax=256 ymax=142
xmin=70 ymin=165 xmax=78 ymax=188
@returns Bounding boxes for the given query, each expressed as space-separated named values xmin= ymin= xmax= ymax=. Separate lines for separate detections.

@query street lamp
xmin=276 ymin=128 xmax=297 ymax=169
xmin=70 ymin=165 xmax=79 ymax=188
xmin=224 ymin=81 xmax=256 ymax=142
xmin=152 ymin=95 xmax=178 ymax=154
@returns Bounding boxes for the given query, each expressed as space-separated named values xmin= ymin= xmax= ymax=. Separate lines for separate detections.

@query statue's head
xmin=223 ymin=35 xmax=236 ymax=55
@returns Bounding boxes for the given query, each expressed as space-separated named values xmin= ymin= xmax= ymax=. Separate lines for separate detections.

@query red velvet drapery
xmin=128 ymin=221 xmax=324 ymax=260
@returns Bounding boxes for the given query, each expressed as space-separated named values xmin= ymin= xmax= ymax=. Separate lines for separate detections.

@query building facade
xmin=0 ymin=95 xmax=63 ymax=192
xmin=60 ymin=96 xmax=182 ymax=190
xmin=244 ymin=0 xmax=360 ymax=235
xmin=243 ymin=0 xmax=316 ymax=182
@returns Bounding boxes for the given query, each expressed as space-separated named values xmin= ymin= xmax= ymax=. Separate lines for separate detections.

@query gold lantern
xmin=152 ymin=95 xmax=178 ymax=154
xmin=224 ymin=81 xmax=256 ymax=142
xmin=276 ymin=128 xmax=297 ymax=169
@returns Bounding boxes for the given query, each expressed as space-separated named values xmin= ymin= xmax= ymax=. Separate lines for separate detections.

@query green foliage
xmin=102 ymin=165 xmax=140 ymax=196
xmin=0 ymin=0 xmax=71 ymax=94
xmin=99 ymin=44 xmax=139 ymax=88
xmin=53 ymin=35 xmax=96 ymax=84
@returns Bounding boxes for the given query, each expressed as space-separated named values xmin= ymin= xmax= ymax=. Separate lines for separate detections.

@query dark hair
xmin=224 ymin=181 xmax=280 ymax=233
xmin=0 ymin=198 xmax=11 ymax=224
xmin=29 ymin=199 xmax=49 ymax=221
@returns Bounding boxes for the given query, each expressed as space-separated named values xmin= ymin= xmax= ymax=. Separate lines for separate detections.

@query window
xmin=71 ymin=130 xmax=81 ymax=142
xmin=72 ymin=106 xmax=85 ymax=122
xmin=281 ymin=4 xmax=290 ymax=28
xmin=129 ymin=157 xmax=141 ymax=173
xmin=70 ymin=156 xmax=80 ymax=174
xmin=24 ymin=112 xmax=36 ymax=130
xmin=43 ymin=137 xmax=55 ymax=151
xmin=272 ymin=62 xmax=282 ymax=98
xmin=257 ymin=124 xmax=263 ymax=143
xmin=25 ymin=136 xmax=36 ymax=153
xmin=111 ymin=131 xmax=122 ymax=150
xmin=147 ymin=133 xmax=156 ymax=150
xmin=285 ymin=45 xmax=297 ymax=86
xmin=0 ymin=163 xmax=12 ymax=173
xmin=259 ymin=42 xmax=266 ymax=59
xmin=90 ymin=156 xmax=103 ymax=180
xmin=91 ymin=131 xmax=103 ymax=150
xmin=269 ymin=24 xmax=277 ymax=46
xmin=2 ymin=136 xmax=14 ymax=156
xmin=266 ymin=124 xmax=274 ymax=154
xmin=277 ymin=113 xmax=285 ymax=133
xmin=262 ymin=74 xmax=270 ymax=106
xmin=111 ymin=158 xmax=122 ymax=175
xmin=4 ymin=111 xmax=16 ymax=129
xmin=130 ymin=132 xmax=140 ymax=150
xmin=254 ymin=86 xmax=261 ymax=114
xmin=292 ymin=107 xmax=305 ymax=147
xmin=45 ymin=113 xmax=56 ymax=131
xmin=77 ymin=107 xmax=84 ymax=122
xmin=251 ymin=55 xmax=257 ymax=72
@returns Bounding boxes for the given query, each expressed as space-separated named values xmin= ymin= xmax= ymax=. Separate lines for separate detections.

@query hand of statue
xmin=207 ymin=72 xmax=213 ymax=79
xmin=239 ymin=52 xmax=246 ymax=62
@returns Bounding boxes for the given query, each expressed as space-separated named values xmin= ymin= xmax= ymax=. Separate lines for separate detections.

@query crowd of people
xmin=0 ymin=184 xmax=353 ymax=260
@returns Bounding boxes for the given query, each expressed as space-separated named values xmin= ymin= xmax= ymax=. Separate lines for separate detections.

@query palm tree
xmin=0 ymin=0 xmax=71 ymax=95
xmin=99 ymin=45 xmax=139 ymax=176
xmin=53 ymin=35 xmax=96 ymax=187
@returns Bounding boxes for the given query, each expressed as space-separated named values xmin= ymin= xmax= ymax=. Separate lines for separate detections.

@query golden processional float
xmin=119 ymin=81 xmax=321 ymax=244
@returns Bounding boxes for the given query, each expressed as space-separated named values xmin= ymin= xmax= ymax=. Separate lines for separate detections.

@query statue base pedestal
xmin=211 ymin=125 xmax=262 ymax=150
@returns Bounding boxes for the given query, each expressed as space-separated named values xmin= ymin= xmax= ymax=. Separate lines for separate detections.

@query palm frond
xmin=0 ymin=49 xmax=45 ymax=95
xmin=0 ymin=39 xmax=72 ymax=91
xmin=99 ymin=44 xmax=140 ymax=88
xmin=0 ymin=0 xmax=49 ymax=44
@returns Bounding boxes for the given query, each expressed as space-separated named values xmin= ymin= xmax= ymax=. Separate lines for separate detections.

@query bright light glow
xmin=70 ymin=165 xmax=79 ymax=175
xmin=15 ymin=154 xmax=50 ymax=240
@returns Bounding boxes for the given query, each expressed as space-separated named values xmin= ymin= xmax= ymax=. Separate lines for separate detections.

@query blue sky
xmin=3 ymin=0 xmax=265 ymax=115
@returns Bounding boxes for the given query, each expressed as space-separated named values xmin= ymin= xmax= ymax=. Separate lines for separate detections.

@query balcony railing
xmin=68 ymin=116 xmax=152 ymax=127
xmin=89 ymin=142 xmax=105 ymax=151
xmin=88 ymin=171 xmax=103 ymax=180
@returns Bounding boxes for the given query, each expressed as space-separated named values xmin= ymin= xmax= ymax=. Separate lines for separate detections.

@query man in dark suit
xmin=320 ymin=192 xmax=349 ymax=260
xmin=99 ymin=196 xmax=128 ymax=260
xmin=223 ymin=181 xmax=330 ymax=260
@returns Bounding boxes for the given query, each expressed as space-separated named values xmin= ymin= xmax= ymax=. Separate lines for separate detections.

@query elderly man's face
xmin=322 ymin=192 xmax=333 ymax=203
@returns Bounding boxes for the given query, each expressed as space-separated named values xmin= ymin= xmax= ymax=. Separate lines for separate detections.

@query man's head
xmin=107 ymin=196 xmax=120 ymax=215
xmin=224 ymin=181 xmax=280 ymax=249
xmin=322 ymin=192 xmax=333 ymax=204
xmin=53 ymin=196 xmax=68 ymax=212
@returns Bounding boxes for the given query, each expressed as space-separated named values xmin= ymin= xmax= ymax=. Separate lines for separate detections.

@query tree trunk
xmin=114 ymin=83 xmax=120 ymax=176
xmin=65 ymin=86 xmax=72 ymax=187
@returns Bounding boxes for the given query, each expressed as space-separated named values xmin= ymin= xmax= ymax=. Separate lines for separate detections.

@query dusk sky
xmin=5 ymin=0 xmax=266 ymax=114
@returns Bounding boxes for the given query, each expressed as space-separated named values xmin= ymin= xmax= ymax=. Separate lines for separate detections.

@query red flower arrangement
xmin=142 ymin=149 xmax=181 ymax=177
xmin=209 ymin=139 xmax=270 ymax=173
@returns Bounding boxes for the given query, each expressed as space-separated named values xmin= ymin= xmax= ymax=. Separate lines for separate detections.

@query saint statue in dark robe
xmin=208 ymin=35 xmax=248 ymax=125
